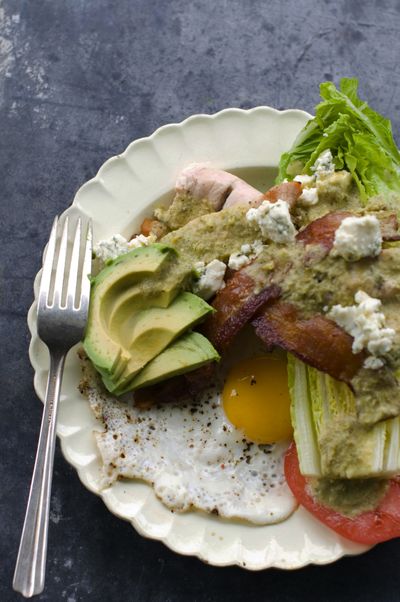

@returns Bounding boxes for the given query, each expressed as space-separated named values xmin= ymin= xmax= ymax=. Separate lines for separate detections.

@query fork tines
xmin=39 ymin=215 xmax=92 ymax=312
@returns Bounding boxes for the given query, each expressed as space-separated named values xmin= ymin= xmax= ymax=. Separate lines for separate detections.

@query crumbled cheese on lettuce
xmin=327 ymin=290 xmax=395 ymax=369
xmin=312 ymin=149 xmax=335 ymax=177
xmin=331 ymin=215 xmax=382 ymax=261
xmin=246 ymin=199 xmax=296 ymax=244
xmin=293 ymin=150 xmax=337 ymax=206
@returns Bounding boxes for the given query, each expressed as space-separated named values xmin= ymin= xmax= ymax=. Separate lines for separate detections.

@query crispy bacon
xmin=297 ymin=210 xmax=400 ymax=249
xmin=253 ymin=301 xmax=365 ymax=383
xmin=263 ymin=181 xmax=302 ymax=209
xmin=201 ymin=271 xmax=281 ymax=351
xmin=203 ymin=208 xmax=400 ymax=367
xmin=188 ymin=206 xmax=400 ymax=387
xmin=296 ymin=211 xmax=353 ymax=249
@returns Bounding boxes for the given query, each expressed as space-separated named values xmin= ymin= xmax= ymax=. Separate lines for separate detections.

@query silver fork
xmin=13 ymin=215 xmax=92 ymax=598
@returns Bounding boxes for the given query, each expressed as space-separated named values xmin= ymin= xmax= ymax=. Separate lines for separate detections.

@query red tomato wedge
xmin=284 ymin=442 xmax=400 ymax=544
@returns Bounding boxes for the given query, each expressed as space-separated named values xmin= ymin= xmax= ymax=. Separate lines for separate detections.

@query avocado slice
xmin=83 ymin=244 xmax=190 ymax=382
xmin=123 ymin=331 xmax=219 ymax=393
xmin=102 ymin=292 xmax=214 ymax=393
xmin=83 ymin=244 xmax=216 ymax=395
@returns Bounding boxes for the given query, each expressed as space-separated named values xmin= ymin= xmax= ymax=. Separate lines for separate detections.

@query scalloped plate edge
xmin=27 ymin=107 xmax=371 ymax=570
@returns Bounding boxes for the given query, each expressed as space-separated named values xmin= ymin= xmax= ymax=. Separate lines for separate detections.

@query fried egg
xmin=222 ymin=354 xmax=293 ymax=444
xmin=83 ymin=338 xmax=297 ymax=525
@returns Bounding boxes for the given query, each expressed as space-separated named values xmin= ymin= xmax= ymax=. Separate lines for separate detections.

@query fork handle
xmin=13 ymin=350 xmax=66 ymax=598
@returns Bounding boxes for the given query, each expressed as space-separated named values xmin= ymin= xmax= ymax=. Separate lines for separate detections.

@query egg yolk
xmin=222 ymin=354 xmax=293 ymax=444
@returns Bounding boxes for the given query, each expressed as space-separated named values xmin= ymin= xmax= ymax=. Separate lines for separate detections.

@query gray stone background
xmin=2 ymin=0 xmax=400 ymax=600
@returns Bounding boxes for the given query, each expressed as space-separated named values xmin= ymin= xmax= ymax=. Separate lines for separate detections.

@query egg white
xmin=82 ymin=352 xmax=297 ymax=525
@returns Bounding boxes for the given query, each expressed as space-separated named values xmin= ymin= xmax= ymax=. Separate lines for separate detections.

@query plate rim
xmin=27 ymin=105 xmax=371 ymax=570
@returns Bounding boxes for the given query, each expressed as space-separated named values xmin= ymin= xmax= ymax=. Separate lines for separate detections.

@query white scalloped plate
xmin=28 ymin=107 xmax=370 ymax=569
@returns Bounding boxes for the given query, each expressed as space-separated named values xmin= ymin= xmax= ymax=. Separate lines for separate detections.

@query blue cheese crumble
xmin=93 ymin=233 xmax=157 ymax=268
xmin=331 ymin=216 xmax=382 ymax=261
xmin=298 ymin=186 xmax=319 ymax=206
xmin=294 ymin=149 xmax=337 ymax=207
xmin=327 ymin=291 xmax=395 ymax=370
xmin=246 ymin=199 xmax=296 ymax=244
xmin=228 ymin=240 xmax=263 ymax=270
xmin=294 ymin=174 xmax=315 ymax=186
xmin=312 ymin=149 xmax=335 ymax=177
xmin=193 ymin=259 xmax=226 ymax=300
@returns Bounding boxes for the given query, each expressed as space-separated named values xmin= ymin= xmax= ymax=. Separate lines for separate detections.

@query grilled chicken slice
xmin=148 ymin=166 xmax=304 ymax=234
xmin=176 ymin=164 xmax=303 ymax=210
xmin=176 ymin=164 xmax=263 ymax=210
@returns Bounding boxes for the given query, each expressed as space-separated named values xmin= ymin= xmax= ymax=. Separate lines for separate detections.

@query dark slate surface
xmin=2 ymin=0 xmax=400 ymax=600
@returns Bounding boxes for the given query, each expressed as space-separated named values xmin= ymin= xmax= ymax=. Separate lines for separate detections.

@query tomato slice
xmin=284 ymin=442 xmax=400 ymax=544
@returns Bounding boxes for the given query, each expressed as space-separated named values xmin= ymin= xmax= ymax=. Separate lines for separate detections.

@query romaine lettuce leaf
xmin=278 ymin=78 xmax=400 ymax=203
xmin=288 ymin=355 xmax=400 ymax=479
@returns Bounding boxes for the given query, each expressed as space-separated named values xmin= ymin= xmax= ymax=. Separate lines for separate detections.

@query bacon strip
xmin=253 ymin=301 xmax=365 ymax=383
xmin=297 ymin=211 xmax=400 ymax=249
xmin=296 ymin=211 xmax=353 ymax=249
xmin=263 ymin=181 xmax=302 ymax=209
xmin=203 ymin=209 xmax=400 ymax=365
xmin=201 ymin=271 xmax=281 ymax=351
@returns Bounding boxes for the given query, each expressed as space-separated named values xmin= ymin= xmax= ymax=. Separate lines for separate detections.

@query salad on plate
xmin=77 ymin=78 xmax=400 ymax=552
